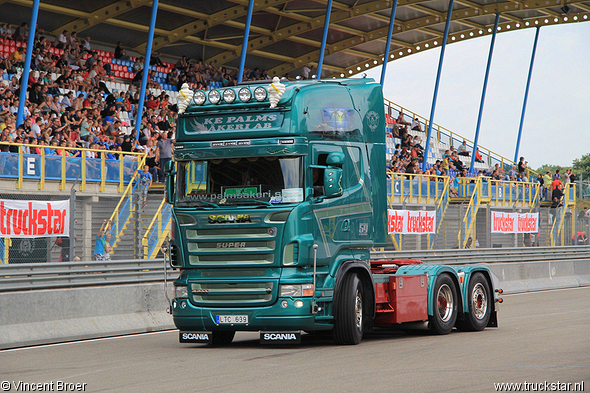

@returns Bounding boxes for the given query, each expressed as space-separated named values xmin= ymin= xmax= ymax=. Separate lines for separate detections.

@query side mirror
xmin=165 ymin=161 xmax=175 ymax=204
xmin=324 ymin=168 xmax=343 ymax=197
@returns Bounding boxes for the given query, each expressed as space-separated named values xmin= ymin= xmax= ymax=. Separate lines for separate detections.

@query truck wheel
xmin=332 ymin=273 xmax=364 ymax=345
xmin=211 ymin=331 xmax=235 ymax=346
xmin=456 ymin=273 xmax=491 ymax=331
xmin=430 ymin=274 xmax=458 ymax=335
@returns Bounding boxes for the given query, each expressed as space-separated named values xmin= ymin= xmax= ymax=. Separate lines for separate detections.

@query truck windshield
xmin=176 ymin=156 xmax=304 ymax=207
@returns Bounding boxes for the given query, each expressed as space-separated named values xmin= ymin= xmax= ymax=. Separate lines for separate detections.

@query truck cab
xmin=165 ymin=78 xmax=498 ymax=345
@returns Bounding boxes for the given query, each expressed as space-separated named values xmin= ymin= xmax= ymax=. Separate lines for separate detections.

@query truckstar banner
xmin=0 ymin=199 xmax=70 ymax=238
xmin=491 ymin=211 xmax=538 ymax=233
xmin=387 ymin=209 xmax=436 ymax=234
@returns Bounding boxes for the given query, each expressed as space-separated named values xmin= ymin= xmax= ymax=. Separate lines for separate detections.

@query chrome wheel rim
xmin=355 ymin=288 xmax=363 ymax=330
xmin=437 ymin=284 xmax=454 ymax=322
xmin=471 ymin=283 xmax=487 ymax=320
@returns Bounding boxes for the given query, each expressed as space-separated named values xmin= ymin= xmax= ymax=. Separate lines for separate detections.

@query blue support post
xmin=380 ymin=0 xmax=399 ymax=87
xmin=316 ymin=0 xmax=333 ymax=80
xmin=135 ymin=0 xmax=159 ymax=133
xmin=237 ymin=0 xmax=255 ymax=83
xmin=16 ymin=0 xmax=40 ymax=126
xmin=422 ymin=0 xmax=454 ymax=171
xmin=514 ymin=27 xmax=540 ymax=162
xmin=470 ymin=13 xmax=500 ymax=172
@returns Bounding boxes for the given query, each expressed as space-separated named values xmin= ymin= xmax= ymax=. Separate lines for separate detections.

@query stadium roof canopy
xmin=2 ymin=0 xmax=589 ymax=78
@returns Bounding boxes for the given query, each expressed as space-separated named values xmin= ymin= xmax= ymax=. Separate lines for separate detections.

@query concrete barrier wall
xmin=0 ymin=283 xmax=174 ymax=350
xmin=1 ymin=259 xmax=589 ymax=349
xmin=486 ymin=259 xmax=590 ymax=294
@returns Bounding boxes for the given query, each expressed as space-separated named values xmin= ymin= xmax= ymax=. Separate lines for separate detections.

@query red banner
xmin=0 ymin=199 xmax=70 ymax=238
xmin=491 ymin=211 xmax=538 ymax=233
xmin=387 ymin=209 xmax=436 ymax=234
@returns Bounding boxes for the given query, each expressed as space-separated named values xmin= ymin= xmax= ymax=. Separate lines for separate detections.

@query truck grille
xmin=190 ymin=281 xmax=275 ymax=306
xmin=185 ymin=227 xmax=277 ymax=267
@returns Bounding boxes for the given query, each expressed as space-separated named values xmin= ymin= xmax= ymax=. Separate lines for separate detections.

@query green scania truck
xmin=164 ymin=77 xmax=500 ymax=345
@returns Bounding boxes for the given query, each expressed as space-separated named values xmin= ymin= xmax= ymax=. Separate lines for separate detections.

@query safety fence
xmin=0 ymin=141 xmax=145 ymax=192
xmin=1 ymin=246 xmax=589 ymax=293
xmin=0 ymin=258 xmax=176 ymax=292
xmin=386 ymin=174 xmax=557 ymax=206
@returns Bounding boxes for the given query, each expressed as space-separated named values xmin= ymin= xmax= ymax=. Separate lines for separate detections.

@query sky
xmin=365 ymin=21 xmax=590 ymax=170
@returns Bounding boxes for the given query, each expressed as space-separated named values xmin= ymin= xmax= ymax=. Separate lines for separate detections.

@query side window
xmin=343 ymin=146 xmax=361 ymax=189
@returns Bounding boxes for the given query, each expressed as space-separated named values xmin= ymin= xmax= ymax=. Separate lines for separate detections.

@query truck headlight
xmin=280 ymin=284 xmax=313 ymax=297
xmin=174 ymin=285 xmax=188 ymax=298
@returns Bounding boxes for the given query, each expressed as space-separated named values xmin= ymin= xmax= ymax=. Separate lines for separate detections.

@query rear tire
xmin=456 ymin=272 xmax=491 ymax=331
xmin=430 ymin=274 xmax=458 ymax=335
xmin=332 ymin=273 xmax=364 ymax=345
xmin=211 ymin=331 xmax=235 ymax=346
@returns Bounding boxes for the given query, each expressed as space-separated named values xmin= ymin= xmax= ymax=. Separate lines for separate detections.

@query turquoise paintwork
xmin=167 ymin=78 xmax=498 ymax=335
xmin=169 ymin=78 xmax=388 ymax=333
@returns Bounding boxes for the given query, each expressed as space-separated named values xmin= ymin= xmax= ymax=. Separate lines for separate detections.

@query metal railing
xmin=459 ymin=177 xmax=487 ymax=249
xmin=0 ymin=141 xmax=146 ymax=192
xmin=0 ymin=259 xmax=178 ymax=292
xmin=386 ymin=172 xmax=449 ymax=204
xmin=107 ymin=156 xmax=147 ymax=252
xmin=142 ymin=198 xmax=172 ymax=259
xmin=1 ymin=246 xmax=588 ymax=292
xmin=371 ymin=245 xmax=590 ymax=265
xmin=429 ymin=178 xmax=450 ymax=250
xmin=550 ymin=183 xmax=576 ymax=246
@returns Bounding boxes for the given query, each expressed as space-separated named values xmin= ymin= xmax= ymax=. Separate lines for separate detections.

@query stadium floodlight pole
xmin=237 ymin=0 xmax=255 ymax=83
xmin=16 ymin=0 xmax=40 ymax=127
xmin=380 ymin=0 xmax=399 ymax=87
xmin=470 ymin=13 xmax=500 ymax=172
xmin=422 ymin=0 xmax=454 ymax=171
xmin=316 ymin=0 xmax=333 ymax=80
xmin=135 ymin=0 xmax=159 ymax=133
xmin=514 ymin=27 xmax=540 ymax=163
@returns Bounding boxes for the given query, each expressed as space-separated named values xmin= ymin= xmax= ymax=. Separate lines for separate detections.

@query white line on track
xmin=1 ymin=329 xmax=177 ymax=352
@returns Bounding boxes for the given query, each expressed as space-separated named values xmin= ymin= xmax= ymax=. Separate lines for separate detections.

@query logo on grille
xmin=192 ymin=289 xmax=209 ymax=294
xmin=208 ymin=214 xmax=252 ymax=224
xmin=217 ymin=242 xmax=246 ymax=248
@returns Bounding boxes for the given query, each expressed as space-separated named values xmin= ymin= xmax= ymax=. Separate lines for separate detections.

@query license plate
xmin=216 ymin=315 xmax=248 ymax=324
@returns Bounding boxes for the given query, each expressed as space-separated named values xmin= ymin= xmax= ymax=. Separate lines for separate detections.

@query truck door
xmin=310 ymin=143 xmax=370 ymax=264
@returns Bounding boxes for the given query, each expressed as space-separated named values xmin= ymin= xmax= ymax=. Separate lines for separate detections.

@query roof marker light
xmin=194 ymin=90 xmax=206 ymax=105
xmin=208 ymin=90 xmax=221 ymax=104
xmin=238 ymin=87 xmax=252 ymax=102
xmin=223 ymin=89 xmax=236 ymax=104
xmin=254 ymin=86 xmax=267 ymax=102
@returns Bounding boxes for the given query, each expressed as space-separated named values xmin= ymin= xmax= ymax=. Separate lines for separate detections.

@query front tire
xmin=332 ymin=273 xmax=364 ymax=345
xmin=211 ymin=331 xmax=235 ymax=346
xmin=456 ymin=272 xmax=492 ymax=331
xmin=430 ymin=274 xmax=458 ymax=335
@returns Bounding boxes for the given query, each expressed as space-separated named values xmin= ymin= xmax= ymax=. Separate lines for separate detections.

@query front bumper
xmin=171 ymin=297 xmax=332 ymax=332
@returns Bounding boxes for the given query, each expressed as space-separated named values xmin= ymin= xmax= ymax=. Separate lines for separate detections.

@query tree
xmin=536 ymin=164 xmax=567 ymax=177
xmin=572 ymin=153 xmax=590 ymax=181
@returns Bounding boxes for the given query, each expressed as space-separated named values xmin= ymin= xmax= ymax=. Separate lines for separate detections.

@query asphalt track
xmin=1 ymin=287 xmax=588 ymax=393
